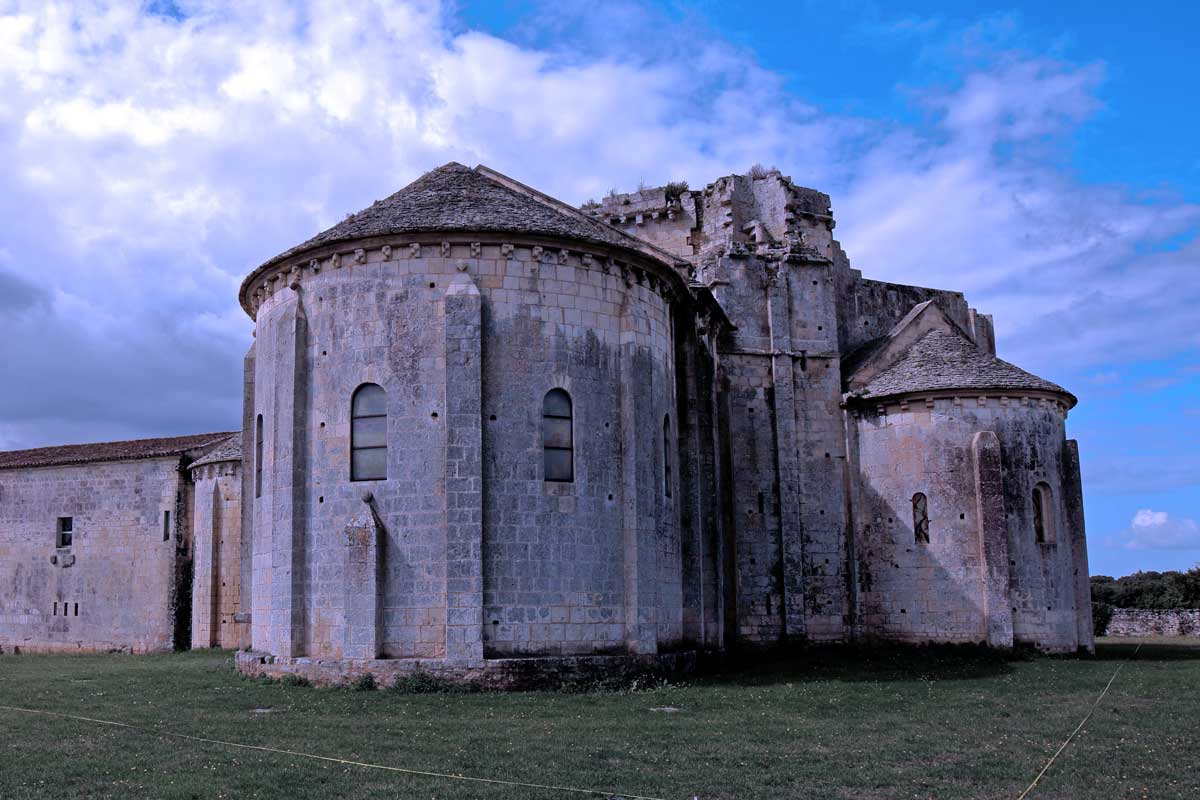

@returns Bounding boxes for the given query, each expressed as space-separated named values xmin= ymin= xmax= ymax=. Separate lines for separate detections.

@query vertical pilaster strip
xmin=240 ymin=344 xmax=255 ymax=629
xmin=764 ymin=267 xmax=805 ymax=639
xmin=675 ymin=314 xmax=706 ymax=646
xmin=715 ymin=364 xmax=739 ymax=649
xmin=620 ymin=289 xmax=658 ymax=655
xmin=444 ymin=275 xmax=484 ymax=661
xmin=209 ymin=481 xmax=222 ymax=648
xmin=841 ymin=410 xmax=863 ymax=640
xmin=1063 ymin=439 xmax=1094 ymax=652
xmin=343 ymin=503 xmax=381 ymax=660
xmin=268 ymin=294 xmax=307 ymax=658
xmin=250 ymin=326 xmax=272 ymax=652
xmin=972 ymin=431 xmax=1013 ymax=648
xmin=190 ymin=478 xmax=214 ymax=649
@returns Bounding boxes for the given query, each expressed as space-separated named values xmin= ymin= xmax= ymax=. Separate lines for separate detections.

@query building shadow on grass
xmin=1090 ymin=639 xmax=1200 ymax=662
xmin=695 ymin=642 xmax=1020 ymax=686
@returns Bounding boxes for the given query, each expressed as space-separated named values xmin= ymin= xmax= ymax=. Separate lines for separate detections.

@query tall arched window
xmin=254 ymin=414 xmax=263 ymax=498
xmin=542 ymin=388 xmax=573 ymax=483
xmin=351 ymin=383 xmax=387 ymax=482
xmin=663 ymin=414 xmax=672 ymax=498
xmin=1033 ymin=483 xmax=1054 ymax=543
xmin=912 ymin=492 xmax=930 ymax=544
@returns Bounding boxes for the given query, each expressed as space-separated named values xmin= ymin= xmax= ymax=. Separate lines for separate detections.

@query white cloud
xmin=1108 ymin=510 xmax=1200 ymax=551
xmin=0 ymin=0 xmax=1195 ymax=453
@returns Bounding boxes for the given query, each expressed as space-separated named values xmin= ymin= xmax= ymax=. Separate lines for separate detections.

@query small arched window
xmin=1033 ymin=482 xmax=1054 ymax=543
xmin=254 ymin=414 xmax=264 ymax=498
xmin=543 ymin=389 xmax=573 ymax=482
xmin=351 ymin=384 xmax=387 ymax=482
xmin=663 ymin=415 xmax=672 ymax=498
xmin=912 ymin=492 xmax=930 ymax=544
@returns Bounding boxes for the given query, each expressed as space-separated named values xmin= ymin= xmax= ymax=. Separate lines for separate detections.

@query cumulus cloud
xmin=0 ymin=0 xmax=1195 ymax=453
xmin=1108 ymin=510 xmax=1200 ymax=551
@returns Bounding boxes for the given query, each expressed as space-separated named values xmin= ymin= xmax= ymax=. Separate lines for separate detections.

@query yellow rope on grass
xmin=0 ymin=704 xmax=667 ymax=800
xmin=1014 ymin=643 xmax=1142 ymax=800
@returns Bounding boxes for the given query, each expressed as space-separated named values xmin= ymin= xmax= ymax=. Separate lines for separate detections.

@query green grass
xmin=1 ymin=640 xmax=1198 ymax=799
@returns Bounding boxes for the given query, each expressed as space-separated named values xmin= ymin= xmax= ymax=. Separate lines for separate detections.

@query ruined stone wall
xmin=0 ymin=458 xmax=185 ymax=653
xmin=851 ymin=396 xmax=1084 ymax=651
xmin=683 ymin=171 xmax=851 ymax=647
xmin=835 ymin=268 xmax=973 ymax=355
xmin=246 ymin=237 xmax=699 ymax=663
xmin=591 ymin=187 xmax=700 ymax=260
xmin=191 ymin=462 xmax=246 ymax=649
xmin=1104 ymin=608 xmax=1200 ymax=637
xmin=708 ymin=258 xmax=849 ymax=644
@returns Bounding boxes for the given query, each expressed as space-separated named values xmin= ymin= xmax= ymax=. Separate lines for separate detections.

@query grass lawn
xmin=1 ymin=639 xmax=1197 ymax=799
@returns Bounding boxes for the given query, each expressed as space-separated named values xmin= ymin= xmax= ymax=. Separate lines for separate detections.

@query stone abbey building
xmin=0 ymin=163 xmax=1094 ymax=680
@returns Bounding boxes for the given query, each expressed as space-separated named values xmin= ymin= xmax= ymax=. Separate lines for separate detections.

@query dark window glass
xmin=351 ymin=384 xmax=387 ymax=481
xmin=255 ymin=414 xmax=264 ymax=498
xmin=1033 ymin=483 xmax=1054 ymax=543
xmin=162 ymin=510 xmax=171 ymax=542
xmin=912 ymin=493 xmax=929 ymax=544
xmin=543 ymin=389 xmax=573 ymax=482
xmin=663 ymin=415 xmax=672 ymax=498
xmin=57 ymin=517 xmax=73 ymax=548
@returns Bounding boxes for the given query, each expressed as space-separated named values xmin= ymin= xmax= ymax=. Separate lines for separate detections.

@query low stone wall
xmin=236 ymin=649 xmax=702 ymax=690
xmin=1104 ymin=608 xmax=1200 ymax=637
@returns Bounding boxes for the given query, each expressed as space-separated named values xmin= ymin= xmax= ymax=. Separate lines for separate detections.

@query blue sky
xmin=0 ymin=0 xmax=1196 ymax=577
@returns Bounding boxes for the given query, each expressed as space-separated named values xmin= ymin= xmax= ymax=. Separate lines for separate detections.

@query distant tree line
xmin=1091 ymin=567 xmax=1200 ymax=635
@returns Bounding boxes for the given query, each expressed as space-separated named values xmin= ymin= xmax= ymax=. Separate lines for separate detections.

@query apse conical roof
xmin=855 ymin=329 xmax=1075 ymax=406
xmin=249 ymin=162 xmax=648 ymax=279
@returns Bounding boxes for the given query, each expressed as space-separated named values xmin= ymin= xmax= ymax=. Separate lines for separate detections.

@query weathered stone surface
xmin=1104 ymin=609 xmax=1200 ymax=637
xmin=0 ymin=162 xmax=1094 ymax=672
xmin=0 ymin=456 xmax=195 ymax=653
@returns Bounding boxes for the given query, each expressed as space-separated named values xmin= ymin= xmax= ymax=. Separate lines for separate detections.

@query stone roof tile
xmin=0 ymin=432 xmax=238 ymax=471
xmin=188 ymin=434 xmax=242 ymax=469
xmin=253 ymin=162 xmax=646 ymax=275
xmin=855 ymin=329 xmax=1075 ymax=405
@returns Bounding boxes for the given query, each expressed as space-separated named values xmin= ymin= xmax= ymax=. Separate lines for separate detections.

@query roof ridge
xmin=0 ymin=431 xmax=238 ymax=471
xmin=853 ymin=327 xmax=1074 ymax=406
xmin=472 ymin=165 xmax=687 ymax=265
xmin=242 ymin=162 xmax=684 ymax=306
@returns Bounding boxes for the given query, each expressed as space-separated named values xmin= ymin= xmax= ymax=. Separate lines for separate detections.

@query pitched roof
xmin=188 ymin=434 xmax=242 ymax=469
xmin=853 ymin=329 xmax=1075 ymax=405
xmin=250 ymin=162 xmax=664 ymax=277
xmin=0 ymin=432 xmax=238 ymax=471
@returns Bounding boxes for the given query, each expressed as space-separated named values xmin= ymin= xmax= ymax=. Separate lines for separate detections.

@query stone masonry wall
xmin=851 ymin=396 xmax=1084 ymax=651
xmin=1105 ymin=608 xmax=1200 ymax=637
xmin=246 ymin=237 xmax=698 ymax=662
xmin=191 ymin=462 xmax=247 ymax=649
xmin=0 ymin=457 xmax=186 ymax=653
xmin=698 ymin=172 xmax=851 ymax=646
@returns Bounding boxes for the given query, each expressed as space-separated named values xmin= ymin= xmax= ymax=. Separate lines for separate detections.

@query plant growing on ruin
xmin=664 ymin=180 xmax=689 ymax=202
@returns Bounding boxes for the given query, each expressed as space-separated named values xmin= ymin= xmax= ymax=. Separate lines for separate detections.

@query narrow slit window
xmin=543 ymin=389 xmax=574 ymax=482
xmin=1033 ymin=483 xmax=1054 ymax=543
xmin=162 ymin=510 xmax=171 ymax=542
xmin=912 ymin=493 xmax=929 ymax=544
xmin=254 ymin=414 xmax=264 ymax=498
xmin=663 ymin=414 xmax=672 ymax=498
xmin=56 ymin=517 xmax=73 ymax=548
xmin=351 ymin=383 xmax=388 ymax=481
